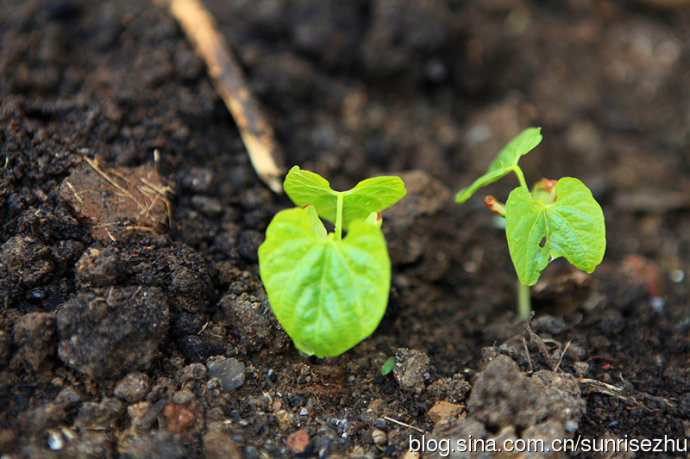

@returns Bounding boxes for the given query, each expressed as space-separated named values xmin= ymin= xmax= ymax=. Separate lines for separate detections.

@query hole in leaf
xmin=539 ymin=237 xmax=547 ymax=248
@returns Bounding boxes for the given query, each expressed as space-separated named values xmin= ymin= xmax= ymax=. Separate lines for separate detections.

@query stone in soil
xmin=393 ymin=348 xmax=431 ymax=394
xmin=206 ymin=356 xmax=245 ymax=392
xmin=287 ymin=427 xmax=310 ymax=454
xmin=114 ymin=372 xmax=151 ymax=403
xmin=57 ymin=286 xmax=169 ymax=379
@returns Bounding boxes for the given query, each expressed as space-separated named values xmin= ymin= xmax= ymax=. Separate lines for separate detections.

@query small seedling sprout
xmin=259 ymin=166 xmax=406 ymax=357
xmin=456 ymin=128 xmax=606 ymax=318
xmin=381 ymin=357 xmax=395 ymax=376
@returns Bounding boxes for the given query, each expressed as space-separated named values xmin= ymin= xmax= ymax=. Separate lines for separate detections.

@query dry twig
xmin=158 ymin=0 xmax=285 ymax=193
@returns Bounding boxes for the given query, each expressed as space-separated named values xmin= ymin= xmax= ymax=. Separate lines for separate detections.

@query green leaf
xmin=303 ymin=205 xmax=327 ymax=238
xmin=284 ymin=166 xmax=338 ymax=222
xmin=381 ymin=357 xmax=394 ymax=376
xmin=284 ymin=166 xmax=406 ymax=228
xmin=342 ymin=176 xmax=406 ymax=227
xmin=455 ymin=127 xmax=542 ymax=203
xmin=505 ymin=177 xmax=606 ymax=286
xmin=258 ymin=207 xmax=391 ymax=357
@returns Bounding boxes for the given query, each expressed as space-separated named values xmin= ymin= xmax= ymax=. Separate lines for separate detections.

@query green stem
xmin=335 ymin=192 xmax=344 ymax=240
xmin=513 ymin=166 xmax=528 ymax=190
xmin=517 ymin=281 xmax=531 ymax=319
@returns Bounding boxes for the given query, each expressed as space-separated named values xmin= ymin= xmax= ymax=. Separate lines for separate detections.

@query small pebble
xmin=114 ymin=372 xmax=150 ymax=403
xmin=371 ymin=428 xmax=387 ymax=447
xmin=205 ymin=357 xmax=245 ymax=392
xmin=47 ymin=428 xmax=64 ymax=450
xmin=650 ymin=296 xmax=665 ymax=313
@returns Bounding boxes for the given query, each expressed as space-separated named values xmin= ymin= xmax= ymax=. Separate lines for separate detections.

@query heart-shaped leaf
xmin=258 ymin=207 xmax=390 ymax=357
xmin=455 ymin=127 xmax=542 ymax=203
xmin=505 ymin=177 xmax=606 ymax=286
xmin=284 ymin=166 xmax=406 ymax=228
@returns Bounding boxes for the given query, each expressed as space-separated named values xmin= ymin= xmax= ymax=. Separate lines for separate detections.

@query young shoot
xmin=259 ymin=166 xmax=406 ymax=357
xmin=456 ymin=127 xmax=606 ymax=319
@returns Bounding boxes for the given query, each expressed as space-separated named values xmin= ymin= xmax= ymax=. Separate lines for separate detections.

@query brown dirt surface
xmin=1 ymin=1 xmax=689 ymax=457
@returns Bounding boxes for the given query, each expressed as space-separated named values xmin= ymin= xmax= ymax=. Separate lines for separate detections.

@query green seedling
xmin=259 ymin=166 xmax=406 ymax=358
xmin=456 ymin=127 xmax=606 ymax=318
xmin=381 ymin=357 xmax=395 ymax=376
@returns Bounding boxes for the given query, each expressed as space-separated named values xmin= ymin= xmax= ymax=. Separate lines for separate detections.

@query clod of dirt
xmin=287 ymin=427 xmax=310 ymax=454
xmin=427 ymin=401 xmax=464 ymax=424
xmin=203 ymin=430 xmax=242 ymax=458
xmin=75 ymin=397 xmax=124 ymax=430
xmin=466 ymin=355 xmax=545 ymax=430
xmin=178 ymin=167 xmax=216 ymax=194
xmin=59 ymin=158 xmax=171 ymax=241
xmin=161 ymin=399 xmax=199 ymax=436
xmin=531 ymin=315 xmax=567 ymax=336
xmin=114 ymin=372 xmax=151 ymax=403
xmin=56 ymin=386 xmax=84 ymax=408
xmin=178 ymin=363 xmax=208 ymax=387
xmin=177 ymin=334 xmax=228 ymax=363
xmin=117 ymin=430 xmax=184 ymax=458
xmin=0 ymin=235 xmax=54 ymax=288
xmin=75 ymin=246 xmax=128 ymax=288
xmin=237 ymin=229 xmax=262 ymax=262
xmin=190 ymin=195 xmax=223 ymax=217
xmin=428 ymin=418 xmax=488 ymax=458
xmin=17 ymin=401 xmax=67 ymax=434
xmin=440 ymin=355 xmax=585 ymax=457
xmin=64 ymin=431 xmax=112 ymax=457
xmin=216 ymin=292 xmax=290 ymax=353
xmin=156 ymin=245 xmax=214 ymax=315
xmin=206 ymin=356 xmax=245 ymax=392
xmin=528 ymin=370 xmax=585 ymax=430
xmin=11 ymin=312 xmax=56 ymax=372
xmin=57 ymin=287 xmax=169 ymax=379
xmin=384 ymin=170 xmax=451 ymax=266
xmin=126 ymin=243 xmax=214 ymax=315
xmin=362 ymin=0 xmax=452 ymax=79
xmin=0 ymin=331 xmax=11 ymax=366
xmin=426 ymin=374 xmax=472 ymax=403
xmin=393 ymin=348 xmax=431 ymax=394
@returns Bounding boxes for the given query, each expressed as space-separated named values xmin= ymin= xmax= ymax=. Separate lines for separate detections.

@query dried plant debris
xmin=59 ymin=157 xmax=172 ymax=241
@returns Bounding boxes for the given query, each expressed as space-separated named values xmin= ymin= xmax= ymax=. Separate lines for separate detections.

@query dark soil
xmin=1 ymin=0 xmax=689 ymax=457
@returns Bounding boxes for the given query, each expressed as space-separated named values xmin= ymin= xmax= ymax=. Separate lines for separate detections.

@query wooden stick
xmin=163 ymin=0 xmax=285 ymax=193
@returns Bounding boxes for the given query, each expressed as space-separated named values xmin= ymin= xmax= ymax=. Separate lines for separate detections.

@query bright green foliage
xmin=454 ymin=127 xmax=606 ymax=317
xmin=259 ymin=168 xmax=406 ymax=357
xmin=455 ymin=127 xmax=542 ymax=203
xmin=381 ymin=357 xmax=394 ymax=376
xmin=284 ymin=166 xmax=406 ymax=229
xmin=506 ymin=178 xmax=606 ymax=286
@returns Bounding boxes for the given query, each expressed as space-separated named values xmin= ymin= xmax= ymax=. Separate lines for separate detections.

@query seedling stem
xmin=518 ymin=281 xmax=531 ymax=320
xmin=514 ymin=166 xmax=528 ymax=190
xmin=335 ymin=192 xmax=344 ymax=240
